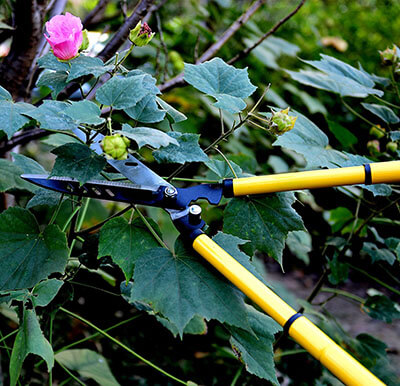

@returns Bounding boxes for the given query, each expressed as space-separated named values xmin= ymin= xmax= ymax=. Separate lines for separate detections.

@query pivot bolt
xmin=164 ymin=186 xmax=177 ymax=199
xmin=189 ymin=205 xmax=202 ymax=225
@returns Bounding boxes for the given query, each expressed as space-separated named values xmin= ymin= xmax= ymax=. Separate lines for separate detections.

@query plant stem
xmin=298 ymin=270 xmax=328 ymax=313
xmin=135 ymin=206 xmax=169 ymax=250
xmin=77 ymin=205 xmax=132 ymax=235
xmin=348 ymin=264 xmax=400 ymax=296
xmin=56 ymin=360 xmax=86 ymax=386
xmin=59 ymin=307 xmax=188 ymax=385
xmin=48 ymin=194 xmax=65 ymax=226
xmin=320 ymin=287 xmax=365 ymax=303
xmin=372 ymin=94 xmax=400 ymax=109
xmin=69 ymin=281 xmax=120 ymax=297
xmin=0 ymin=329 xmax=17 ymax=344
xmin=390 ymin=64 xmax=400 ymax=101
xmin=341 ymin=98 xmax=380 ymax=129
xmin=213 ymin=146 xmax=238 ymax=178
xmin=169 ymin=177 xmax=218 ymax=184
xmin=230 ymin=365 xmax=243 ymax=386
xmin=62 ymin=206 xmax=81 ymax=233
xmin=274 ymin=348 xmax=308 ymax=358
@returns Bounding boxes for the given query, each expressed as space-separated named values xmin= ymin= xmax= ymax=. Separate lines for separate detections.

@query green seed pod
xmin=102 ymin=134 xmax=131 ymax=160
xmin=129 ymin=21 xmax=155 ymax=47
xmin=269 ymin=108 xmax=297 ymax=135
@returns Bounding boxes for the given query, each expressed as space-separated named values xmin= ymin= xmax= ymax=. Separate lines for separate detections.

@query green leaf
xmin=12 ymin=153 xmax=47 ymax=174
xmin=41 ymin=133 xmax=82 ymax=147
xmin=55 ymin=349 xmax=120 ymax=386
xmin=65 ymin=100 xmax=105 ymax=126
xmin=125 ymin=94 xmax=166 ymax=123
xmin=0 ymin=85 xmax=12 ymax=100
xmin=10 ymin=308 xmax=54 ymax=386
xmin=156 ymin=315 xmax=207 ymax=338
xmin=362 ymin=294 xmax=400 ymax=323
xmin=98 ymin=217 xmax=160 ymax=281
xmin=287 ymin=54 xmax=384 ymax=97
xmin=385 ymin=237 xmax=400 ymax=260
xmin=283 ymin=83 xmax=327 ymax=115
xmin=229 ymin=305 xmax=281 ymax=384
xmin=223 ymin=193 xmax=304 ymax=267
xmin=129 ymin=238 xmax=251 ymax=335
xmin=0 ymin=159 xmax=36 ymax=193
xmin=25 ymin=100 xmax=78 ymax=131
xmin=327 ymin=255 xmax=349 ymax=285
xmin=0 ymin=100 xmax=33 ymax=138
xmin=286 ymin=230 xmax=312 ymax=265
xmin=32 ymin=279 xmax=64 ymax=307
xmin=156 ymin=97 xmax=187 ymax=123
xmin=37 ymin=52 xmax=69 ymax=72
xmin=362 ymin=103 xmax=400 ymax=124
xmin=272 ymin=111 xmax=391 ymax=196
xmin=0 ymin=207 xmax=69 ymax=291
xmin=117 ymin=123 xmax=179 ymax=149
xmin=68 ymin=55 xmax=113 ymax=82
xmin=27 ymin=189 xmax=64 ymax=208
xmin=205 ymin=159 xmax=244 ymax=179
xmin=327 ymin=119 xmax=358 ymax=148
xmin=362 ymin=242 xmax=396 ymax=265
xmin=36 ymin=71 xmax=69 ymax=98
xmin=51 ymin=143 xmax=106 ymax=185
xmin=212 ymin=232 xmax=267 ymax=285
xmin=184 ymin=58 xmax=256 ymax=113
xmin=389 ymin=131 xmax=400 ymax=141
xmin=153 ymin=132 xmax=208 ymax=164
xmin=96 ymin=74 xmax=158 ymax=109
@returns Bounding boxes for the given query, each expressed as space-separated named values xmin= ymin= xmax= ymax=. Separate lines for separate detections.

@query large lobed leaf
xmin=272 ymin=111 xmax=392 ymax=196
xmin=223 ymin=193 xmax=304 ymax=267
xmin=229 ymin=305 xmax=281 ymax=384
xmin=51 ymin=143 xmax=106 ymax=185
xmin=0 ymin=100 xmax=34 ymax=138
xmin=0 ymin=207 xmax=69 ymax=291
xmin=184 ymin=58 xmax=256 ymax=113
xmin=128 ymin=238 xmax=251 ymax=336
xmin=98 ymin=217 xmax=161 ymax=281
xmin=153 ymin=132 xmax=208 ymax=164
xmin=286 ymin=54 xmax=384 ymax=98
xmin=10 ymin=309 xmax=54 ymax=386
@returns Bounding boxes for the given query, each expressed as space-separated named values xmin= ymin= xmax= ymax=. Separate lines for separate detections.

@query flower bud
xmin=80 ymin=29 xmax=90 ymax=51
xmin=369 ymin=125 xmax=385 ymax=139
xmin=379 ymin=46 xmax=398 ymax=66
xmin=386 ymin=141 xmax=398 ymax=154
xmin=102 ymin=134 xmax=130 ymax=160
xmin=269 ymin=108 xmax=297 ymax=135
xmin=367 ymin=140 xmax=380 ymax=157
xmin=129 ymin=21 xmax=155 ymax=47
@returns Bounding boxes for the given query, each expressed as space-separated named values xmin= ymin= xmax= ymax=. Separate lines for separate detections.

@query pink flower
xmin=44 ymin=13 xmax=83 ymax=61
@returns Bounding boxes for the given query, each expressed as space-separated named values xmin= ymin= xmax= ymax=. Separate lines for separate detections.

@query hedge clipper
xmin=22 ymin=156 xmax=400 ymax=386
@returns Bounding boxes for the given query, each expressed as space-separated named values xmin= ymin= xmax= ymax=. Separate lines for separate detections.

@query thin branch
xmin=228 ymin=0 xmax=306 ymax=64
xmin=82 ymin=0 xmax=110 ymax=28
xmin=0 ymin=128 xmax=47 ymax=155
xmin=97 ymin=0 xmax=155 ymax=63
xmin=158 ymin=0 xmax=266 ymax=93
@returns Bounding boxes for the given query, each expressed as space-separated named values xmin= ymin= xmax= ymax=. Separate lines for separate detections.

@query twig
xmin=83 ymin=0 xmax=110 ymax=28
xmin=228 ymin=0 xmax=306 ymax=64
xmin=0 ymin=128 xmax=47 ymax=155
xmin=97 ymin=0 xmax=155 ymax=63
xmin=158 ymin=0 xmax=266 ymax=93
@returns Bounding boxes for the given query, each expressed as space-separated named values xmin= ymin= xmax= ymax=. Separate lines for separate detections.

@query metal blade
xmin=21 ymin=174 xmax=165 ymax=206
xmin=107 ymin=154 xmax=174 ymax=190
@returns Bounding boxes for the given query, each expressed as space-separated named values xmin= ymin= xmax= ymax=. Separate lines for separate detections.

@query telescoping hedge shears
xmin=22 ymin=157 xmax=400 ymax=386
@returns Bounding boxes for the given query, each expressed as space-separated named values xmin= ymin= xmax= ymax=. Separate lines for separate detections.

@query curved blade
xmin=21 ymin=174 xmax=165 ymax=206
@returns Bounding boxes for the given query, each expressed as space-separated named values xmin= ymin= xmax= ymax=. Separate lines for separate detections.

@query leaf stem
xmin=56 ymin=360 xmax=86 ymax=386
xmin=213 ymin=146 xmax=238 ymax=178
xmin=320 ymin=287 xmax=365 ymax=303
xmin=0 ymin=329 xmax=18 ymax=344
xmin=348 ymin=264 xmax=400 ymax=296
xmin=62 ymin=206 xmax=81 ymax=233
xmin=59 ymin=307 xmax=188 ymax=385
xmin=372 ymin=94 xmax=400 ymax=109
xmin=390 ymin=64 xmax=400 ymax=101
xmin=274 ymin=348 xmax=308 ymax=358
xmin=169 ymin=177 xmax=219 ymax=184
xmin=341 ymin=98 xmax=383 ymax=131
xmin=134 ymin=206 xmax=169 ymax=250
xmin=230 ymin=365 xmax=243 ymax=386
xmin=48 ymin=194 xmax=65 ymax=226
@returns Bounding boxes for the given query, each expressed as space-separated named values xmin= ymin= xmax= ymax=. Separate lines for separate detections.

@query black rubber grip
xmin=222 ymin=179 xmax=234 ymax=197
xmin=283 ymin=313 xmax=303 ymax=334
xmin=364 ymin=164 xmax=372 ymax=185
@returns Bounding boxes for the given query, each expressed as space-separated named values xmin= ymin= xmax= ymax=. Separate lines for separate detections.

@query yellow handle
xmin=231 ymin=161 xmax=400 ymax=196
xmin=192 ymin=233 xmax=385 ymax=386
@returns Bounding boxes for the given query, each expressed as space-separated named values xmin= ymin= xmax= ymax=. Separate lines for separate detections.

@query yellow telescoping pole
xmin=230 ymin=161 xmax=400 ymax=196
xmin=192 ymin=233 xmax=385 ymax=386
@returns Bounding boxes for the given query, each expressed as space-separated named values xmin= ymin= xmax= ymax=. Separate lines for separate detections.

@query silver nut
xmin=164 ymin=186 xmax=177 ymax=198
